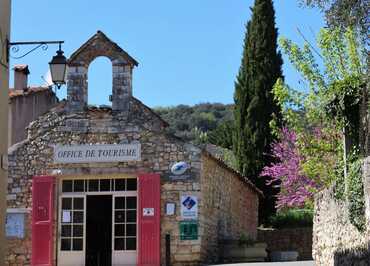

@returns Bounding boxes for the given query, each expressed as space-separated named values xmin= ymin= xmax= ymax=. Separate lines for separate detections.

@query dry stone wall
xmin=200 ymin=153 xmax=259 ymax=264
xmin=257 ymin=227 xmax=313 ymax=260
xmin=313 ymin=186 xmax=369 ymax=265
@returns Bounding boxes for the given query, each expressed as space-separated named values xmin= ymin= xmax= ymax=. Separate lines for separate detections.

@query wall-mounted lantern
xmin=7 ymin=40 xmax=67 ymax=89
xmin=49 ymin=44 xmax=67 ymax=89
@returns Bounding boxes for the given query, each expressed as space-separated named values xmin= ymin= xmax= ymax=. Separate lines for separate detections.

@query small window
xmin=126 ymin=238 xmax=136 ymax=250
xmin=73 ymin=225 xmax=83 ymax=237
xmin=73 ymin=180 xmax=85 ymax=192
xmin=114 ymin=179 xmax=126 ymax=191
xmin=126 ymin=197 xmax=136 ymax=209
xmin=126 ymin=210 xmax=136 ymax=223
xmin=73 ymin=198 xmax=84 ymax=210
xmin=88 ymin=180 xmax=99 ymax=191
xmin=114 ymin=224 xmax=125 ymax=237
xmin=62 ymin=180 xmax=73 ymax=192
xmin=61 ymin=225 xmax=71 ymax=237
xmin=115 ymin=197 xmax=125 ymax=209
xmin=127 ymin=179 xmax=137 ymax=191
xmin=73 ymin=238 xmax=83 ymax=251
xmin=61 ymin=238 xmax=71 ymax=251
xmin=114 ymin=238 xmax=125 ymax=250
xmin=73 ymin=211 xmax=83 ymax=223
xmin=115 ymin=211 xmax=125 ymax=223
xmin=100 ymin=179 xmax=111 ymax=191
xmin=126 ymin=224 xmax=136 ymax=237
xmin=62 ymin=198 xmax=72 ymax=210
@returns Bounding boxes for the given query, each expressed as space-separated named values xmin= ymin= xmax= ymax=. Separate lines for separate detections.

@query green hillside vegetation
xmin=154 ymin=103 xmax=233 ymax=143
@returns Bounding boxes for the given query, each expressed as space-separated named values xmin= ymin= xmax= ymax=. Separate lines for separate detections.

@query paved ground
xmin=211 ymin=261 xmax=315 ymax=266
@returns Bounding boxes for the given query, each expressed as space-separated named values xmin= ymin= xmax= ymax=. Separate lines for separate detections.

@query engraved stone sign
xmin=54 ymin=144 xmax=141 ymax=163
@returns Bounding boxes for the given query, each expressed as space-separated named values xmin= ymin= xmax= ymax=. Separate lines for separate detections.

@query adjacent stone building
xmin=8 ymin=64 xmax=58 ymax=146
xmin=6 ymin=31 xmax=261 ymax=266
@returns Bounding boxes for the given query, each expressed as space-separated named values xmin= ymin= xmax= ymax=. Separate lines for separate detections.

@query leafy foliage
xmin=208 ymin=120 xmax=234 ymax=149
xmin=347 ymin=157 xmax=366 ymax=231
xmin=263 ymin=27 xmax=366 ymax=210
xmin=154 ymin=103 xmax=233 ymax=143
xmin=233 ymin=0 xmax=283 ymax=220
xmin=268 ymin=208 xmax=314 ymax=229
xmin=299 ymin=0 xmax=369 ymax=39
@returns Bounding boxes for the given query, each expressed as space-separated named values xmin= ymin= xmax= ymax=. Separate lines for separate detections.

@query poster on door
xmin=180 ymin=195 xmax=198 ymax=220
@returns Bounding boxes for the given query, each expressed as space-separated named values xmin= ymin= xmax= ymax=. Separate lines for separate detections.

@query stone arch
xmin=87 ymin=56 xmax=113 ymax=106
xmin=66 ymin=31 xmax=138 ymax=113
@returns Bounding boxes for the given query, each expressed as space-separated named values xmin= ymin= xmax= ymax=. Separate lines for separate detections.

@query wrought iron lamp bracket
xmin=6 ymin=40 xmax=64 ymax=62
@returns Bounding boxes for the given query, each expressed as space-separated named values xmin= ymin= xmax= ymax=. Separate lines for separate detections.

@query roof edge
xmin=202 ymin=149 xmax=264 ymax=198
xmin=68 ymin=30 xmax=139 ymax=66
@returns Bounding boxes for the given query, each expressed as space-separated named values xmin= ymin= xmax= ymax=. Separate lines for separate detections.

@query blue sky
xmin=10 ymin=0 xmax=324 ymax=107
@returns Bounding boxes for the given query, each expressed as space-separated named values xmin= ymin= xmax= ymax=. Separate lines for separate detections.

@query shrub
xmin=347 ymin=158 xmax=366 ymax=232
xmin=268 ymin=209 xmax=313 ymax=229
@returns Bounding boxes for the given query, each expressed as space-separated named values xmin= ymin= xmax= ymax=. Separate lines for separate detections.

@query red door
xmin=138 ymin=174 xmax=161 ymax=266
xmin=32 ymin=176 xmax=55 ymax=266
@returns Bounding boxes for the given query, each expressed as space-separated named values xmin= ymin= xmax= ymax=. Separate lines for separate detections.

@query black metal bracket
xmin=6 ymin=40 xmax=64 ymax=62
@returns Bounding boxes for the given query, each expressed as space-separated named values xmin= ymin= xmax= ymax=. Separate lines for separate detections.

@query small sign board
xmin=6 ymin=213 xmax=24 ymax=238
xmin=165 ymin=203 xmax=176 ymax=216
xmin=179 ymin=221 xmax=198 ymax=240
xmin=143 ymin=208 xmax=155 ymax=217
xmin=180 ymin=195 xmax=198 ymax=220
xmin=162 ymin=161 xmax=195 ymax=181
xmin=54 ymin=143 xmax=141 ymax=164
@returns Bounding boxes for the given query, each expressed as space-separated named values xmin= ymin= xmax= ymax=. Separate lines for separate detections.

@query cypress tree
xmin=233 ymin=0 xmax=283 ymax=220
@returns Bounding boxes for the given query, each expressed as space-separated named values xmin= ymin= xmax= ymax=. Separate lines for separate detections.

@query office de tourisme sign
xmin=54 ymin=144 xmax=141 ymax=163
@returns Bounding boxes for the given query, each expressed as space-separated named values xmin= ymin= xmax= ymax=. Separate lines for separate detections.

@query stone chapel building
xmin=6 ymin=31 xmax=261 ymax=266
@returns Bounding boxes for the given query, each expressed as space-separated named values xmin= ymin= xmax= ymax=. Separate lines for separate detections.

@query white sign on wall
xmin=54 ymin=144 xmax=141 ymax=164
xmin=143 ymin=208 xmax=155 ymax=217
xmin=180 ymin=195 xmax=198 ymax=220
xmin=6 ymin=213 xmax=24 ymax=238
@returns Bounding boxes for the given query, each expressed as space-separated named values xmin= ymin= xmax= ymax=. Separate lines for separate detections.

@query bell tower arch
xmin=66 ymin=31 xmax=138 ymax=113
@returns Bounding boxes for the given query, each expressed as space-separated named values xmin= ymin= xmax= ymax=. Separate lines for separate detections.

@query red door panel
xmin=32 ymin=176 xmax=55 ymax=266
xmin=138 ymin=174 xmax=161 ymax=266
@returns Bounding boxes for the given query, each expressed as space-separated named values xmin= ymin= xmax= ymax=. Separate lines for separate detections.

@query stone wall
xmin=257 ymin=227 xmax=312 ymax=260
xmin=5 ymin=213 xmax=31 ymax=265
xmin=6 ymin=102 xmax=203 ymax=266
xmin=6 ymin=105 xmax=260 ymax=266
xmin=313 ymin=186 xmax=369 ymax=265
xmin=200 ymin=153 xmax=260 ymax=264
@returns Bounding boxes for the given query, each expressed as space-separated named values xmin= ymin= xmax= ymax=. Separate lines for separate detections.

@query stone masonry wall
xmin=257 ymin=227 xmax=313 ymax=260
xmin=313 ymin=186 xmax=369 ymax=265
xmin=6 ymin=101 xmax=203 ymax=266
xmin=200 ymin=153 xmax=259 ymax=264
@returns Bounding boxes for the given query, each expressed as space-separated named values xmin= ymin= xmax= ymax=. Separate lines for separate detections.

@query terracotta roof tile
xmin=9 ymin=86 xmax=53 ymax=99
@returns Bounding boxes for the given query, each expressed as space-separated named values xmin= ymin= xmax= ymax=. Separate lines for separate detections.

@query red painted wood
xmin=138 ymin=174 xmax=161 ymax=266
xmin=31 ymin=176 xmax=55 ymax=266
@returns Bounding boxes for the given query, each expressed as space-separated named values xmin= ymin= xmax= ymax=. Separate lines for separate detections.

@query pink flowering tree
xmin=261 ymin=128 xmax=322 ymax=209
